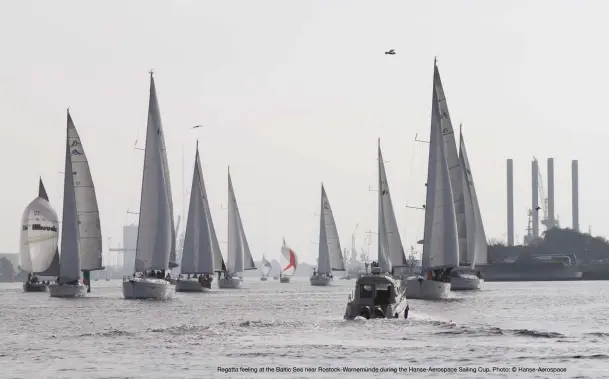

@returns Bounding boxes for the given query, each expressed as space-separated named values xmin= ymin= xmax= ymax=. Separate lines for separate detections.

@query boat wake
xmin=78 ymin=329 xmax=135 ymax=337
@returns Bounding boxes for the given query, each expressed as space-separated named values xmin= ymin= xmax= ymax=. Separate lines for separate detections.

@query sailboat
xmin=260 ymin=255 xmax=272 ymax=281
xmin=20 ymin=179 xmax=60 ymax=292
xmin=280 ymin=239 xmax=298 ymax=283
xmin=49 ymin=110 xmax=92 ymax=297
xmin=176 ymin=142 xmax=216 ymax=292
xmin=218 ymin=169 xmax=257 ymax=288
xmin=405 ymin=60 xmax=460 ymax=300
xmin=122 ymin=72 xmax=175 ymax=300
xmin=310 ymin=184 xmax=345 ymax=286
xmin=66 ymin=111 xmax=104 ymax=293
xmin=450 ymin=129 xmax=486 ymax=290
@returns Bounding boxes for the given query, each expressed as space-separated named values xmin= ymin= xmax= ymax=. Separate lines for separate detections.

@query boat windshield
xmin=360 ymin=284 xmax=373 ymax=298
xmin=374 ymin=283 xmax=392 ymax=305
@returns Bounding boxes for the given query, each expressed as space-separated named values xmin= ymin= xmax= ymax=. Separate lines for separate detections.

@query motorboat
xmin=122 ymin=275 xmax=174 ymax=299
xmin=175 ymin=274 xmax=212 ymax=292
xmin=344 ymin=267 xmax=409 ymax=320
xmin=450 ymin=270 xmax=482 ymax=291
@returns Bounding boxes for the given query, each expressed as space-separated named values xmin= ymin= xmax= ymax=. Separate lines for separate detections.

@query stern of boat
xmin=49 ymin=283 xmax=87 ymax=298
xmin=122 ymin=276 xmax=174 ymax=300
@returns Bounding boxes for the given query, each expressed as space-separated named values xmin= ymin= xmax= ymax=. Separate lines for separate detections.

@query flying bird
xmin=192 ymin=125 xmax=203 ymax=129
xmin=385 ymin=49 xmax=396 ymax=55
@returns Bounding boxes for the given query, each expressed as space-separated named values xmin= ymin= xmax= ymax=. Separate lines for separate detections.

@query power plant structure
xmin=506 ymin=158 xmax=579 ymax=246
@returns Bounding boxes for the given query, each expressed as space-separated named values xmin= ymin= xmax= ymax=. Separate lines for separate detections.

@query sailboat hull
xmin=49 ymin=283 xmax=87 ymax=298
xmin=218 ymin=277 xmax=242 ymax=289
xmin=280 ymin=276 xmax=290 ymax=283
xmin=260 ymin=276 xmax=268 ymax=281
xmin=23 ymin=282 xmax=48 ymax=292
xmin=405 ymin=277 xmax=451 ymax=299
xmin=175 ymin=279 xmax=211 ymax=292
xmin=451 ymin=275 xmax=483 ymax=290
xmin=122 ymin=277 xmax=173 ymax=300
xmin=310 ymin=275 xmax=332 ymax=286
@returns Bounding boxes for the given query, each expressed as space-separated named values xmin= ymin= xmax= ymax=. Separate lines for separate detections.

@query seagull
xmin=385 ymin=49 xmax=396 ymax=55
xmin=192 ymin=125 xmax=203 ymax=129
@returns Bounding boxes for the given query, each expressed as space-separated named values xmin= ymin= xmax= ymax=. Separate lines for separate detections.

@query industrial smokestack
xmin=532 ymin=159 xmax=539 ymax=238
xmin=547 ymin=158 xmax=555 ymax=227
xmin=572 ymin=160 xmax=579 ymax=231
xmin=507 ymin=159 xmax=514 ymax=246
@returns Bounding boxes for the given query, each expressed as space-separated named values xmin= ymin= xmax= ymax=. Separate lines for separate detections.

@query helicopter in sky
xmin=384 ymin=49 xmax=396 ymax=55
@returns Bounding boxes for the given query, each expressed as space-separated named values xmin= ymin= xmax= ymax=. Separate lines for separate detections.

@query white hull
xmin=310 ymin=275 xmax=332 ymax=286
xmin=280 ymin=276 xmax=290 ymax=283
xmin=122 ymin=277 xmax=174 ymax=300
xmin=217 ymin=277 xmax=243 ymax=289
xmin=175 ymin=279 xmax=211 ymax=292
xmin=23 ymin=282 xmax=47 ymax=292
xmin=49 ymin=283 xmax=87 ymax=298
xmin=406 ymin=277 xmax=451 ymax=299
xmin=451 ymin=276 xmax=483 ymax=290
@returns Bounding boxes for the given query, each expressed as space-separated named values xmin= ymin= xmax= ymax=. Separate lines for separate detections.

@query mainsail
xmin=378 ymin=141 xmax=407 ymax=274
xmin=134 ymin=73 xmax=173 ymax=272
xmin=317 ymin=184 xmax=345 ymax=275
xmin=421 ymin=85 xmax=459 ymax=272
xmin=180 ymin=142 xmax=215 ymax=274
xmin=58 ymin=125 xmax=82 ymax=283
xmin=433 ymin=62 xmax=465 ymax=265
xmin=67 ymin=111 xmax=103 ymax=272
xmin=19 ymin=179 xmax=60 ymax=276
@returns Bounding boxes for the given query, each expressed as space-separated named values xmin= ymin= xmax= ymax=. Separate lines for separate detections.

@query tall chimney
xmin=547 ymin=158 xmax=555 ymax=227
xmin=532 ymin=159 xmax=539 ymax=238
xmin=507 ymin=159 xmax=514 ymax=246
xmin=572 ymin=160 xmax=579 ymax=231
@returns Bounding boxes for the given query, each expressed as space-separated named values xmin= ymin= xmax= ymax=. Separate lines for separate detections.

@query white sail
xmin=59 ymin=134 xmax=82 ymax=283
xmin=280 ymin=238 xmax=298 ymax=276
xmin=67 ymin=112 xmax=103 ymax=272
xmin=261 ymin=255 xmax=272 ymax=276
xmin=134 ymin=73 xmax=172 ymax=272
xmin=459 ymin=132 xmax=488 ymax=265
xmin=433 ymin=63 xmax=465 ymax=264
xmin=421 ymin=87 xmax=460 ymax=271
xmin=378 ymin=143 xmax=407 ymax=271
xmin=19 ymin=179 xmax=60 ymax=276
xmin=181 ymin=143 xmax=215 ymax=274
xmin=227 ymin=170 xmax=255 ymax=274
xmin=316 ymin=185 xmax=345 ymax=274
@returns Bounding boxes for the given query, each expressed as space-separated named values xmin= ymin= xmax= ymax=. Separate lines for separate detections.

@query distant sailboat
xmin=176 ymin=141 xmax=216 ymax=292
xmin=450 ymin=129 xmax=487 ymax=290
xmin=122 ymin=72 xmax=175 ymax=300
xmin=66 ymin=111 xmax=104 ymax=293
xmin=218 ymin=169 xmax=256 ymax=288
xmin=260 ymin=255 xmax=272 ymax=281
xmin=310 ymin=184 xmax=345 ymax=286
xmin=20 ymin=179 xmax=60 ymax=292
xmin=406 ymin=60 xmax=459 ymax=299
xmin=49 ymin=110 xmax=91 ymax=298
xmin=280 ymin=239 xmax=298 ymax=283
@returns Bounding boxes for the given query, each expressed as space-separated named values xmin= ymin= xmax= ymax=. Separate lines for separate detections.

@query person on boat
xmin=313 ymin=269 xmax=317 ymax=276
xmin=165 ymin=272 xmax=171 ymax=281
xmin=426 ymin=271 xmax=433 ymax=280
xmin=27 ymin=273 xmax=32 ymax=283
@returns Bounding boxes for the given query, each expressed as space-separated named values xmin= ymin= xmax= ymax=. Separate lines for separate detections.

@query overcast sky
xmin=1 ymin=0 xmax=605 ymax=265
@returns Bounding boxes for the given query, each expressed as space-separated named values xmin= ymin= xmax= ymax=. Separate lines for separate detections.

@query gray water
xmin=1 ymin=279 xmax=608 ymax=378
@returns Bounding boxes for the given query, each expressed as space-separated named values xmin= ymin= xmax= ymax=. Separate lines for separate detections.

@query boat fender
xmin=404 ymin=305 xmax=409 ymax=319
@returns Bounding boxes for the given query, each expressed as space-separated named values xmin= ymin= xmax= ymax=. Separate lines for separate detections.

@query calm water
xmin=1 ymin=279 xmax=608 ymax=378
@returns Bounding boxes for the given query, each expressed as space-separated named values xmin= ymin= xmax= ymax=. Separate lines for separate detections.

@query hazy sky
xmin=1 ymin=0 xmax=606 ymax=265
